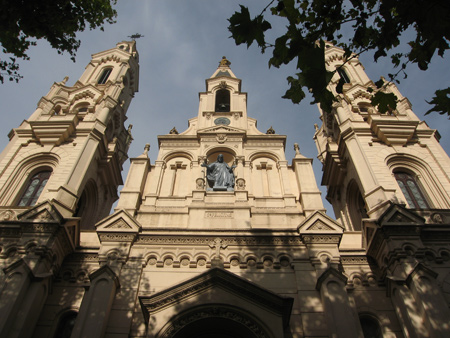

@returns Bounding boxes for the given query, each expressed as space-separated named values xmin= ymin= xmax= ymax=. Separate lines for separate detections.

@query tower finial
xmin=219 ymin=56 xmax=231 ymax=67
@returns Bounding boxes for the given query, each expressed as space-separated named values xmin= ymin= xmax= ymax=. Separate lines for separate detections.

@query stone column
xmin=277 ymin=160 xmax=292 ymax=195
xmin=144 ymin=160 xmax=165 ymax=205
xmin=71 ymin=265 xmax=120 ymax=338
xmin=292 ymin=150 xmax=325 ymax=215
xmin=235 ymin=156 xmax=245 ymax=181
xmin=116 ymin=144 xmax=150 ymax=214
xmin=96 ymin=99 xmax=115 ymax=125
xmin=333 ymin=101 xmax=349 ymax=125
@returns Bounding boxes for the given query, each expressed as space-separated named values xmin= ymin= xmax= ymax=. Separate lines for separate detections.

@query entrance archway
xmin=173 ymin=317 xmax=257 ymax=338
xmin=158 ymin=305 xmax=270 ymax=338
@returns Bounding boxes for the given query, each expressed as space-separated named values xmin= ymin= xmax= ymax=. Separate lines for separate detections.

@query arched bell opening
xmin=215 ymin=89 xmax=230 ymax=112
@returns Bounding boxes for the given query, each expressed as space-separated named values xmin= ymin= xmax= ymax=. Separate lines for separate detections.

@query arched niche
xmin=206 ymin=149 xmax=236 ymax=166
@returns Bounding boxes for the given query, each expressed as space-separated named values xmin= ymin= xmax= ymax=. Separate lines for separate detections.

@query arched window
xmin=359 ymin=315 xmax=382 ymax=338
xmin=394 ymin=171 xmax=430 ymax=209
xmin=337 ymin=67 xmax=350 ymax=83
xmin=75 ymin=181 xmax=98 ymax=230
xmin=98 ymin=68 xmax=112 ymax=84
xmin=215 ymin=89 xmax=230 ymax=112
xmin=17 ymin=170 xmax=52 ymax=206
xmin=347 ymin=180 xmax=367 ymax=231
xmin=54 ymin=311 xmax=77 ymax=338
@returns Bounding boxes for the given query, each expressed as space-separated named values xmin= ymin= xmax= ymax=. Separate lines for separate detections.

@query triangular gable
xmin=18 ymin=201 xmax=64 ymax=223
xmin=96 ymin=209 xmax=141 ymax=233
xmin=298 ymin=210 xmax=344 ymax=234
xmin=198 ymin=125 xmax=245 ymax=134
xmin=377 ymin=204 xmax=425 ymax=227
xmin=139 ymin=268 xmax=293 ymax=328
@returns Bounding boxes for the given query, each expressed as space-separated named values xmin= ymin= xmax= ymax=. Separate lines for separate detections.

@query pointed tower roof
xmin=209 ymin=56 xmax=238 ymax=79
xmin=205 ymin=56 xmax=241 ymax=93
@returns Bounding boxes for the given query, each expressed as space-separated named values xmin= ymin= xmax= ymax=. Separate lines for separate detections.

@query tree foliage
xmin=0 ymin=0 xmax=117 ymax=83
xmin=228 ymin=0 xmax=450 ymax=116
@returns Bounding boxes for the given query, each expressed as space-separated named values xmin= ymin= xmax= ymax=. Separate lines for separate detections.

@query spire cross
xmin=209 ymin=238 xmax=228 ymax=259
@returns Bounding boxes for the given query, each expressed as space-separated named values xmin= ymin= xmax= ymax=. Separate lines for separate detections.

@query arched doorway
xmin=173 ymin=317 xmax=258 ymax=338
xmin=158 ymin=305 xmax=270 ymax=338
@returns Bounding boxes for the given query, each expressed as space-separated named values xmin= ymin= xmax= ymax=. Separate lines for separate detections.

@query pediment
xmin=378 ymin=204 xmax=425 ymax=227
xmin=18 ymin=201 xmax=64 ymax=223
xmin=198 ymin=125 xmax=245 ymax=134
xmin=95 ymin=209 xmax=141 ymax=233
xmin=139 ymin=268 xmax=293 ymax=327
xmin=298 ymin=211 xmax=344 ymax=234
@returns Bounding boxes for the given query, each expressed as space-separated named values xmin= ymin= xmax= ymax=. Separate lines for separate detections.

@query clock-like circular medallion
xmin=214 ymin=117 xmax=231 ymax=126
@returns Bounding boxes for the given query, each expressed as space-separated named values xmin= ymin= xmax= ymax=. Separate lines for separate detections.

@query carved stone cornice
xmin=135 ymin=235 xmax=302 ymax=246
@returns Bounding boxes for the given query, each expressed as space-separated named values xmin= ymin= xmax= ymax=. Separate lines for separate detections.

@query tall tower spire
xmin=315 ymin=44 xmax=450 ymax=236
xmin=0 ymin=41 xmax=139 ymax=229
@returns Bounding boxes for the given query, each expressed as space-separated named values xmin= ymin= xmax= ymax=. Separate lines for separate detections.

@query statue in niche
xmin=201 ymin=154 xmax=236 ymax=191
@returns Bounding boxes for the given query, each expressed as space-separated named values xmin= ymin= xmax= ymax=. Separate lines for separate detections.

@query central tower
xmin=116 ymin=56 xmax=325 ymax=229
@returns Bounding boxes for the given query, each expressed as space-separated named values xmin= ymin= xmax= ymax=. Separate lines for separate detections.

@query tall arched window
xmin=215 ymin=89 xmax=230 ymax=112
xmin=54 ymin=311 xmax=77 ymax=338
xmin=394 ymin=171 xmax=430 ymax=209
xmin=17 ymin=170 xmax=52 ymax=206
xmin=75 ymin=181 xmax=98 ymax=230
xmin=359 ymin=315 xmax=382 ymax=338
xmin=98 ymin=68 xmax=112 ymax=84
xmin=347 ymin=180 xmax=367 ymax=231
xmin=337 ymin=67 xmax=350 ymax=83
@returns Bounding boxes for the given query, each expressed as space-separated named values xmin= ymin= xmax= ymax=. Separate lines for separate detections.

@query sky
xmin=1 ymin=1 xmax=449 ymax=216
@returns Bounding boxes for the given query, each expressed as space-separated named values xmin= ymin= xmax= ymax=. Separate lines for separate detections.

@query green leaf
xmin=425 ymin=88 xmax=450 ymax=117
xmin=283 ymin=76 xmax=306 ymax=104
xmin=228 ymin=6 xmax=272 ymax=49
xmin=374 ymin=79 xmax=384 ymax=89
xmin=371 ymin=92 xmax=397 ymax=114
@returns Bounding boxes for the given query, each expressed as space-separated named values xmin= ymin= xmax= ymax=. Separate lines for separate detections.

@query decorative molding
xmin=98 ymin=233 xmax=136 ymax=241
xmin=341 ymin=256 xmax=370 ymax=265
xmin=17 ymin=201 xmax=64 ymax=224
xmin=302 ymin=235 xmax=341 ymax=244
xmin=105 ymin=219 xmax=132 ymax=229
xmin=0 ymin=209 xmax=17 ymax=221
xmin=135 ymin=235 xmax=302 ymax=246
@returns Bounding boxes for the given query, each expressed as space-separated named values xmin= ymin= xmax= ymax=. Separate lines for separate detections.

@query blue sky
xmin=1 ymin=1 xmax=449 ymax=215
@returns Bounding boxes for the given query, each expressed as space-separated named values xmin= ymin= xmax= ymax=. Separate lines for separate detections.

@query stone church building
xmin=1 ymin=41 xmax=450 ymax=337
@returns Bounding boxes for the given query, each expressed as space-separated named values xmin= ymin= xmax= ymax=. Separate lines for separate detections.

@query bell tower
xmin=0 ymin=41 xmax=139 ymax=229
xmin=314 ymin=44 xmax=450 ymax=234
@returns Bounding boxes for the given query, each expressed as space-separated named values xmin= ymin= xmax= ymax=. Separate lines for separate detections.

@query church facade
xmin=0 ymin=41 xmax=450 ymax=338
